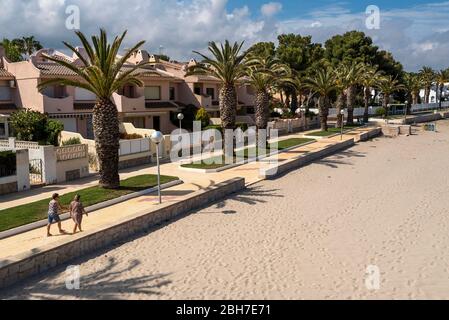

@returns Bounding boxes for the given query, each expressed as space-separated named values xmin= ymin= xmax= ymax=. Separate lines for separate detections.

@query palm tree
xmin=403 ymin=72 xmax=422 ymax=114
xmin=435 ymin=69 xmax=449 ymax=109
xmin=187 ymin=41 xmax=250 ymax=157
xmin=344 ymin=61 xmax=364 ymax=125
xmin=304 ymin=67 xmax=336 ymax=131
xmin=419 ymin=66 xmax=435 ymax=104
xmin=38 ymin=29 xmax=148 ymax=189
xmin=360 ymin=65 xmax=383 ymax=122
xmin=1 ymin=39 xmax=23 ymax=62
xmin=244 ymin=54 xmax=289 ymax=131
xmin=376 ymin=76 xmax=406 ymax=117
xmin=334 ymin=64 xmax=351 ymax=128
xmin=14 ymin=36 xmax=43 ymax=58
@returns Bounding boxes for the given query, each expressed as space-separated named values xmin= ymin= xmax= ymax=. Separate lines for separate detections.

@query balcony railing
xmin=112 ymin=93 xmax=145 ymax=112
xmin=41 ymin=94 xmax=74 ymax=113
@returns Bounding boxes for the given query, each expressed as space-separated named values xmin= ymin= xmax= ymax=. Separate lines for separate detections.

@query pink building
xmin=0 ymin=46 xmax=255 ymax=137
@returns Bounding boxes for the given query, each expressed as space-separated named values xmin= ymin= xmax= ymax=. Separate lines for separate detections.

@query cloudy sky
xmin=0 ymin=0 xmax=448 ymax=71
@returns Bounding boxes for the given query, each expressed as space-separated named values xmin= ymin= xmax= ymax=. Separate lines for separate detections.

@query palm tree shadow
xmin=214 ymin=185 xmax=283 ymax=209
xmin=2 ymin=257 xmax=172 ymax=300
xmin=315 ymin=149 xmax=366 ymax=168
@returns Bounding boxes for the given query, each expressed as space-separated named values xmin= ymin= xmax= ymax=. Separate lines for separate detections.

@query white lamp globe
xmin=177 ymin=113 xmax=185 ymax=121
xmin=151 ymin=131 xmax=164 ymax=144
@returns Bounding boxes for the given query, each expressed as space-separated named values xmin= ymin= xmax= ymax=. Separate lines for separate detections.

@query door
xmin=153 ymin=116 xmax=161 ymax=131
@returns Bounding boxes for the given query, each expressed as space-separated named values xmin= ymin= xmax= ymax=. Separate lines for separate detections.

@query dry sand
xmin=2 ymin=120 xmax=449 ymax=300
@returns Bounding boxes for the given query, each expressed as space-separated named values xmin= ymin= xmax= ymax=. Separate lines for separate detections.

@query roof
xmin=0 ymin=67 xmax=14 ymax=78
xmin=145 ymin=101 xmax=179 ymax=109
xmin=37 ymin=63 xmax=78 ymax=76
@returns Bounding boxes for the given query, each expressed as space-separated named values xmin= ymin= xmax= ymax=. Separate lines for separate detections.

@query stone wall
xmin=0 ymin=180 xmax=17 ymax=195
xmin=0 ymin=178 xmax=245 ymax=289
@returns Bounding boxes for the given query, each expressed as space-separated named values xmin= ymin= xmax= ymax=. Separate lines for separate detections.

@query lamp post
xmin=177 ymin=113 xmax=184 ymax=134
xmin=404 ymin=100 xmax=408 ymax=123
xmin=151 ymin=131 xmax=164 ymax=204
xmin=340 ymin=109 xmax=345 ymax=141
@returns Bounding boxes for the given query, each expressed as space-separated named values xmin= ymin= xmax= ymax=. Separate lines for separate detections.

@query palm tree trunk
xmin=319 ymin=96 xmax=329 ymax=131
xmin=291 ymin=91 xmax=298 ymax=114
xmin=93 ymin=99 xmax=120 ymax=189
xmin=383 ymin=95 xmax=390 ymax=118
xmin=363 ymin=87 xmax=371 ymax=123
xmin=336 ymin=92 xmax=346 ymax=128
xmin=346 ymin=85 xmax=356 ymax=125
xmin=255 ymin=91 xmax=270 ymax=149
xmin=425 ymin=87 xmax=430 ymax=104
xmin=220 ymin=84 xmax=237 ymax=158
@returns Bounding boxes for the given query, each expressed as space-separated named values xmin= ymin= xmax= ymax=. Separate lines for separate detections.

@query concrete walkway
xmin=0 ymin=127 xmax=377 ymax=262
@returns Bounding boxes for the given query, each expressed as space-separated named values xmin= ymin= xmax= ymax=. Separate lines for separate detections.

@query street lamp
xmin=177 ymin=113 xmax=184 ymax=133
xmin=151 ymin=131 xmax=164 ymax=204
xmin=404 ymin=100 xmax=408 ymax=123
xmin=340 ymin=109 xmax=345 ymax=141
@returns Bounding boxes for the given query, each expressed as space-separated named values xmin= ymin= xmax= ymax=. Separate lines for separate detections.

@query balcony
xmin=41 ymin=94 xmax=74 ymax=114
xmin=194 ymin=93 xmax=213 ymax=109
xmin=112 ymin=92 xmax=145 ymax=113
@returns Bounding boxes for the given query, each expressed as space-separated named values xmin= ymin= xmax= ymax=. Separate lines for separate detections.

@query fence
xmin=119 ymin=138 xmax=151 ymax=156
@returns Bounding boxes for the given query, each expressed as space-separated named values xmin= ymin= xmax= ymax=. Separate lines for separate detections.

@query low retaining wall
xmin=0 ymin=178 xmax=245 ymax=289
xmin=355 ymin=128 xmax=382 ymax=142
xmin=260 ymin=138 xmax=355 ymax=179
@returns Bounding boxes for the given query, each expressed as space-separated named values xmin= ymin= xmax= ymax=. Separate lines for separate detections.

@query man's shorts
xmin=48 ymin=213 xmax=61 ymax=224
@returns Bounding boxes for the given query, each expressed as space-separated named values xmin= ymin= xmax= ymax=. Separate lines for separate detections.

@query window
xmin=121 ymin=85 xmax=136 ymax=98
xmin=144 ymin=86 xmax=161 ymax=100
xmin=194 ymin=86 xmax=201 ymax=95
xmin=169 ymin=87 xmax=176 ymax=101
xmin=0 ymin=123 xmax=5 ymax=136
xmin=54 ymin=85 xmax=67 ymax=98
xmin=0 ymin=87 xmax=11 ymax=101
xmin=206 ymin=88 xmax=215 ymax=100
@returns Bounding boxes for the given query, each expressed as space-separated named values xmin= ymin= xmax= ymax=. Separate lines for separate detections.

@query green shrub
xmin=375 ymin=107 xmax=387 ymax=117
xmin=0 ymin=151 xmax=16 ymax=177
xmin=195 ymin=107 xmax=211 ymax=128
xmin=9 ymin=109 xmax=63 ymax=146
xmin=61 ymin=137 xmax=82 ymax=146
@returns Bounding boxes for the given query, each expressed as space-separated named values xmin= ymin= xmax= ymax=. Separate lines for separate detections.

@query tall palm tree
xmin=304 ymin=67 xmax=336 ymax=131
xmin=419 ymin=66 xmax=435 ymax=104
xmin=187 ymin=41 xmax=250 ymax=157
xmin=344 ymin=61 xmax=364 ymax=125
xmin=334 ymin=64 xmax=351 ymax=128
xmin=244 ymin=54 xmax=289 ymax=131
xmin=38 ymin=29 xmax=148 ymax=189
xmin=376 ymin=76 xmax=406 ymax=117
xmin=403 ymin=72 xmax=422 ymax=114
xmin=435 ymin=69 xmax=449 ymax=109
xmin=360 ymin=65 xmax=383 ymax=122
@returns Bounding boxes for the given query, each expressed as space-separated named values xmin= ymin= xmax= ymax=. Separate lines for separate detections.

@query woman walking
xmin=47 ymin=193 xmax=66 ymax=237
xmin=69 ymin=195 xmax=88 ymax=234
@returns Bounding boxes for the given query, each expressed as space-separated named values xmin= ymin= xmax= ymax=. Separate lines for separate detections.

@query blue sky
xmin=0 ymin=0 xmax=448 ymax=71
xmin=228 ymin=0 xmax=436 ymax=18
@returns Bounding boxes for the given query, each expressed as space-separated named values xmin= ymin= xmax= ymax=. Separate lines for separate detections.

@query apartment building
xmin=0 ymin=45 xmax=255 ymax=138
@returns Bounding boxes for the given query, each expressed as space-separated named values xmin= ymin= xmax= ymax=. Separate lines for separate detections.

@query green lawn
xmin=182 ymin=138 xmax=316 ymax=170
xmin=307 ymin=125 xmax=362 ymax=137
xmin=0 ymin=174 xmax=178 ymax=232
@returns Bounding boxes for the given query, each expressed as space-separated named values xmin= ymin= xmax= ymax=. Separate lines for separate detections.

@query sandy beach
xmin=2 ymin=120 xmax=449 ymax=300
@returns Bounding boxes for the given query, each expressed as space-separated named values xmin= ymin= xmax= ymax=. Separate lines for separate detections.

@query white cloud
xmin=261 ymin=2 xmax=283 ymax=18
xmin=0 ymin=0 xmax=448 ymax=71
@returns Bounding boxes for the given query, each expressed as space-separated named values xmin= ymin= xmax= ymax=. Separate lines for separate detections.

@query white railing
xmin=56 ymin=144 xmax=88 ymax=162
xmin=119 ymin=138 xmax=151 ymax=156
xmin=15 ymin=141 xmax=40 ymax=150
xmin=0 ymin=140 xmax=9 ymax=149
